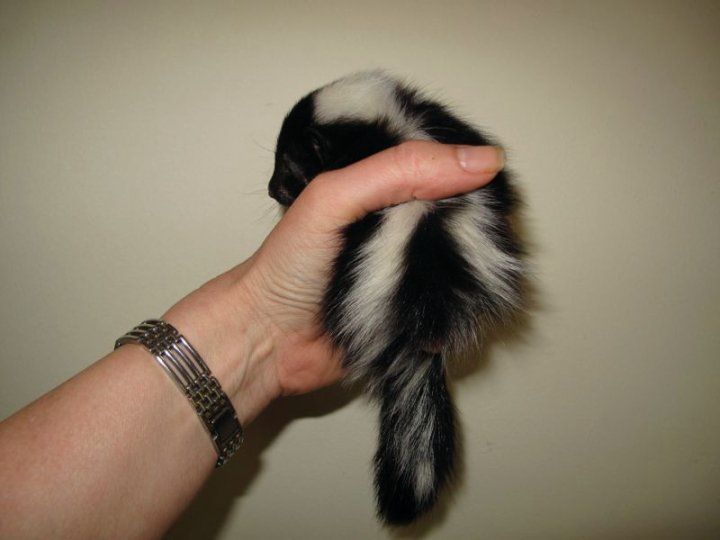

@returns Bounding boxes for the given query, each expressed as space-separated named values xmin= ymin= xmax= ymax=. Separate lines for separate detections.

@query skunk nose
xmin=268 ymin=176 xmax=294 ymax=207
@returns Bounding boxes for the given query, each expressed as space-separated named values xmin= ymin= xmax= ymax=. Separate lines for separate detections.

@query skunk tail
xmin=374 ymin=352 xmax=456 ymax=525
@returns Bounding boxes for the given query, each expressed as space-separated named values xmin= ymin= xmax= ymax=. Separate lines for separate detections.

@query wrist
xmin=162 ymin=262 xmax=282 ymax=425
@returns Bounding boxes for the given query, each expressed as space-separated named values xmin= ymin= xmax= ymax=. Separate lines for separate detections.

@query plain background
xmin=1 ymin=1 xmax=718 ymax=538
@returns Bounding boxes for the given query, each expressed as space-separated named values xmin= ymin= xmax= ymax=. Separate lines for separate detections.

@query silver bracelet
xmin=115 ymin=319 xmax=243 ymax=467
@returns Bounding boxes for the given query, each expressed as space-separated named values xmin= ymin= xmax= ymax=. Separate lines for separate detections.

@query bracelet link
xmin=115 ymin=319 xmax=243 ymax=467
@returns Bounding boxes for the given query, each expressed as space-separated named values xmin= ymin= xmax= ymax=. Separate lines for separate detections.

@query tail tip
xmin=378 ymin=491 xmax=436 ymax=526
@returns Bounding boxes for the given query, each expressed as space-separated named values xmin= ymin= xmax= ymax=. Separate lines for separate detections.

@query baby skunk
xmin=268 ymin=71 xmax=524 ymax=525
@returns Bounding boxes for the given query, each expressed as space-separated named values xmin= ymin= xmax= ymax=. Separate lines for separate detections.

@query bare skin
xmin=0 ymin=142 xmax=504 ymax=539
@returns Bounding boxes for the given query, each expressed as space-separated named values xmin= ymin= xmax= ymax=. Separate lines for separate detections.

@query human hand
xmin=164 ymin=141 xmax=504 ymax=423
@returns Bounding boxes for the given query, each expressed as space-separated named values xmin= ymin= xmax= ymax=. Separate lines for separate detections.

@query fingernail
xmin=456 ymin=145 xmax=505 ymax=173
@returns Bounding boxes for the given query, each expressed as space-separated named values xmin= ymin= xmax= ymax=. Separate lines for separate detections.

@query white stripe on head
xmin=313 ymin=70 xmax=428 ymax=140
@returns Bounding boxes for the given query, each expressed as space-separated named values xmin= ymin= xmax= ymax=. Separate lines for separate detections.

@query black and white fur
xmin=268 ymin=71 xmax=524 ymax=524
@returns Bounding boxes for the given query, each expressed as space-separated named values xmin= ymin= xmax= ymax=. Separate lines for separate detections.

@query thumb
xmin=296 ymin=141 xmax=505 ymax=225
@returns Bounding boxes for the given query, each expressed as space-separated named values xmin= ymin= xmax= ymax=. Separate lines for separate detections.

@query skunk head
xmin=268 ymin=71 xmax=424 ymax=207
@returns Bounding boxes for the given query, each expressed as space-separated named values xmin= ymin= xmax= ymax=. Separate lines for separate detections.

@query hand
xmin=164 ymin=142 xmax=504 ymax=423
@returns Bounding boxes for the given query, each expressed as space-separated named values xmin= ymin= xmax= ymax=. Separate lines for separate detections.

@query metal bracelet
xmin=115 ymin=319 xmax=243 ymax=467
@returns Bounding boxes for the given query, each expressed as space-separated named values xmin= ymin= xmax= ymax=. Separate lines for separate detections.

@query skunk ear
xmin=305 ymin=127 xmax=328 ymax=165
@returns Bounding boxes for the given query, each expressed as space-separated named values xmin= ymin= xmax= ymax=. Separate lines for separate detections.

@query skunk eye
xmin=305 ymin=128 xmax=327 ymax=164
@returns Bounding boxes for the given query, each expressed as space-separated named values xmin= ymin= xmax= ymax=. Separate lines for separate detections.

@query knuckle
xmin=395 ymin=141 xmax=441 ymax=188
xmin=391 ymin=141 xmax=429 ymax=179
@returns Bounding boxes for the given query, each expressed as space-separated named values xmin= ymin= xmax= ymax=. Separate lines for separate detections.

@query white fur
xmin=413 ymin=458 xmax=435 ymax=501
xmin=339 ymin=200 xmax=431 ymax=377
xmin=446 ymin=192 xmax=523 ymax=313
xmin=314 ymin=70 xmax=428 ymax=140
xmin=384 ymin=353 xmax=438 ymax=501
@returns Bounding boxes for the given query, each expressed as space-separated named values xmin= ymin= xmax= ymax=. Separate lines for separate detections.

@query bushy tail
xmin=374 ymin=352 xmax=456 ymax=525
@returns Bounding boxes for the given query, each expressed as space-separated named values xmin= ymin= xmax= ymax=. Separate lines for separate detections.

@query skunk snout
xmin=268 ymin=174 xmax=294 ymax=207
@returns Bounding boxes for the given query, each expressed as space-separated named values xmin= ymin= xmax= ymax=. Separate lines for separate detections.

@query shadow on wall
xmin=166 ymin=383 xmax=359 ymax=539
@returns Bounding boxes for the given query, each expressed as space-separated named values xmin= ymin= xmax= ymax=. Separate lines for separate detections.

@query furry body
xmin=268 ymin=72 xmax=524 ymax=524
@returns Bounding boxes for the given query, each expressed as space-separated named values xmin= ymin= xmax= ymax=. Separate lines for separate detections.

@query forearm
xmin=0 ymin=264 xmax=279 ymax=539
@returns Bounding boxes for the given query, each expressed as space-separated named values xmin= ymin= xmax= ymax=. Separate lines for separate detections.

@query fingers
xmin=298 ymin=141 xmax=505 ymax=224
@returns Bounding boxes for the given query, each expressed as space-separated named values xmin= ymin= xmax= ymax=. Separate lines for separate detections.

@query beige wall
xmin=1 ymin=1 xmax=718 ymax=538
